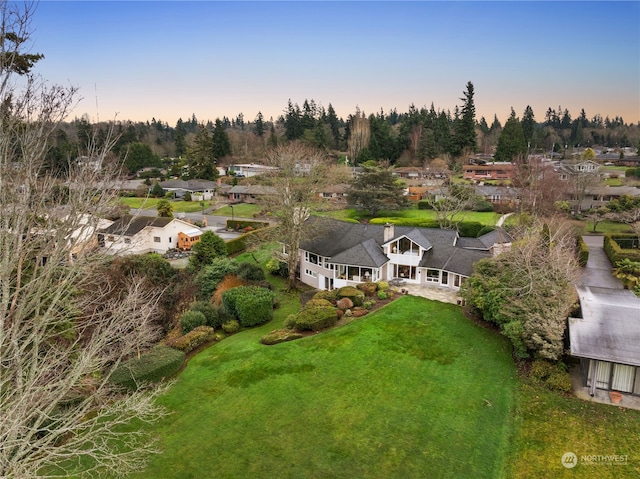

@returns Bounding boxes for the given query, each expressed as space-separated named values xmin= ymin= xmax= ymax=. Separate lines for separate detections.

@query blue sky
xmin=31 ymin=1 xmax=639 ymax=126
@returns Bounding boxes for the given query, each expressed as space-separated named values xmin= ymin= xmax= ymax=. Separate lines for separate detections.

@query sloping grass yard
xmin=131 ymin=296 xmax=516 ymax=479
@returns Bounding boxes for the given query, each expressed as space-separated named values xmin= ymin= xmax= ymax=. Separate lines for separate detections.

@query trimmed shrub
xmin=363 ymin=300 xmax=375 ymax=310
xmin=377 ymin=291 xmax=388 ymax=300
xmin=222 ymin=285 xmax=275 ymax=327
xmin=222 ymin=319 xmax=240 ymax=334
xmin=189 ymin=301 xmax=220 ymax=328
xmin=237 ymin=262 xmax=266 ymax=282
xmin=109 ymin=345 xmax=185 ymax=390
xmin=165 ymin=326 xmax=216 ymax=353
xmin=226 ymin=219 xmax=269 ymax=231
xmin=291 ymin=303 xmax=338 ymax=331
xmin=604 ymin=234 xmax=640 ymax=265
xmin=377 ymin=280 xmax=389 ymax=291
xmin=284 ymin=314 xmax=297 ymax=329
xmin=577 ymin=236 xmax=589 ymax=267
xmin=180 ymin=310 xmax=207 ymax=334
xmin=306 ymin=298 xmax=334 ymax=309
xmin=313 ymin=290 xmax=338 ymax=302
xmin=260 ymin=329 xmax=303 ymax=345
xmin=337 ymin=286 xmax=365 ymax=307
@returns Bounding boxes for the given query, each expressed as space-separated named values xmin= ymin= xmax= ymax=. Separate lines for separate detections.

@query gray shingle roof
xmin=301 ymin=217 xmax=489 ymax=275
xmin=100 ymin=215 xmax=173 ymax=236
xmin=569 ymin=286 xmax=640 ymax=366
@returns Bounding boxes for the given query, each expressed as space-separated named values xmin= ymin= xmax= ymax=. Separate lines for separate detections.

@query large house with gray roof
xmin=296 ymin=217 xmax=510 ymax=292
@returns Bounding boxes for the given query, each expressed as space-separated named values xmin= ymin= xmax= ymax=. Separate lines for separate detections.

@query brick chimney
xmin=383 ymin=223 xmax=395 ymax=243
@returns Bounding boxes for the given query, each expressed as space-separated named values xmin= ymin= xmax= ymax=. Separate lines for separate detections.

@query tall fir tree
xmin=212 ymin=118 xmax=232 ymax=158
xmin=452 ymin=81 xmax=477 ymax=156
xmin=521 ymin=105 xmax=535 ymax=145
xmin=494 ymin=109 xmax=527 ymax=161
xmin=254 ymin=111 xmax=265 ymax=137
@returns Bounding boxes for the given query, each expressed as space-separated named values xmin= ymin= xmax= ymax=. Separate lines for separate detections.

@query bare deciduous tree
xmin=261 ymin=142 xmax=329 ymax=290
xmin=347 ymin=108 xmax=370 ymax=165
xmin=0 ymin=2 xmax=166 ymax=477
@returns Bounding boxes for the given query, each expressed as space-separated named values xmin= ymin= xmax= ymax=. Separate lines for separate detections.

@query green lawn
xmin=213 ymin=203 xmax=263 ymax=219
xmin=318 ymin=207 xmax=501 ymax=226
xmin=508 ymin=381 xmax=640 ymax=478
xmin=130 ymin=296 xmax=517 ymax=479
xmin=119 ymin=197 xmax=215 ymax=213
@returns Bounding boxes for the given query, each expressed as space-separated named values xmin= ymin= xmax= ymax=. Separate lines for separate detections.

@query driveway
xmin=577 ymin=235 xmax=623 ymax=289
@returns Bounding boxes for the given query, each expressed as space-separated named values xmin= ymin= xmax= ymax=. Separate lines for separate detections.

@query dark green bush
xmin=180 ymin=310 xmax=207 ymax=334
xmin=457 ymin=221 xmax=484 ymax=238
xmin=604 ymin=234 xmax=640 ymax=264
xmin=260 ymin=329 xmax=303 ymax=345
xmin=226 ymin=219 xmax=269 ymax=230
xmin=109 ymin=345 xmax=185 ymax=390
xmin=417 ymin=200 xmax=433 ymax=210
xmin=377 ymin=291 xmax=387 ymax=300
xmin=222 ymin=286 xmax=275 ymax=327
xmin=194 ymin=258 xmax=239 ymax=300
xmin=471 ymin=199 xmax=494 ymax=212
xmin=236 ymin=262 xmax=266 ymax=282
xmin=189 ymin=301 xmax=221 ymax=328
xmin=165 ymin=326 xmax=217 ymax=353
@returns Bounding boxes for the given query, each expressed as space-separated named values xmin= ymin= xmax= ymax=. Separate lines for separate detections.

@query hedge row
xmin=577 ymin=236 xmax=589 ymax=267
xmin=109 ymin=345 xmax=185 ymax=390
xmin=225 ymin=219 xmax=269 ymax=231
xmin=603 ymin=234 xmax=640 ymax=264
xmin=368 ymin=217 xmax=486 ymax=237
xmin=226 ymin=224 xmax=275 ymax=255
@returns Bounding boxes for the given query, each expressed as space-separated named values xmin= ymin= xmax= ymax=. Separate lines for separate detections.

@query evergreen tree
xmin=451 ymin=81 xmax=477 ymax=156
xmin=494 ymin=109 xmax=527 ymax=161
xmin=346 ymin=167 xmax=409 ymax=216
xmin=521 ymin=105 xmax=535 ymax=144
xmin=268 ymin=124 xmax=278 ymax=147
xmin=478 ymin=116 xmax=489 ymax=135
xmin=284 ymin=99 xmax=303 ymax=140
xmin=254 ymin=111 xmax=265 ymax=137
xmin=175 ymin=118 xmax=187 ymax=157
xmin=326 ymin=103 xmax=341 ymax=149
xmin=212 ymin=118 xmax=232 ymax=158
xmin=186 ymin=124 xmax=217 ymax=180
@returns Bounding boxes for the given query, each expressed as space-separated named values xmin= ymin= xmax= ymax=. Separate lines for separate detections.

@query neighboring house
xmin=98 ymin=215 xmax=202 ymax=255
xmin=227 ymin=163 xmax=278 ymax=178
xmin=555 ymin=159 xmax=601 ymax=181
xmin=463 ymin=162 xmax=515 ymax=181
xmin=566 ymin=185 xmax=640 ymax=211
xmin=296 ymin=217 xmax=511 ymax=292
xmin=406 ymin=186 xmax=428 ymax=202
xmin=318 ymin=184 xmax=349 ymax=203
xmin=228 ymin=185 xmax=278 ymax=203
xmin=393 ymin=166 xmax=448 ymax=180
xmin=569 ymin=286 xmax=640 ymax=396
xmin=159 ymin=179 xmax=219 ymax=200
xmin=474 ymin=185 xmax=521 ymax=207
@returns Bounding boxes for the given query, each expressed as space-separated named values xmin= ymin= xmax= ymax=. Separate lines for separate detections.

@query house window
xmin=425 ymin=269 xmax=440 ymax=283
xmin=305 ymin=252 xmax=319 ymax=265
xmin=305 ymin=269 xmax=318 ymax=278
xmin=153 ymin=236 xmax=161 ymax=243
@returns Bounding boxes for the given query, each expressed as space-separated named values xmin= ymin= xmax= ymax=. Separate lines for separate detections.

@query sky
xmin=29 ymin=1 xmax=640 ymax=126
